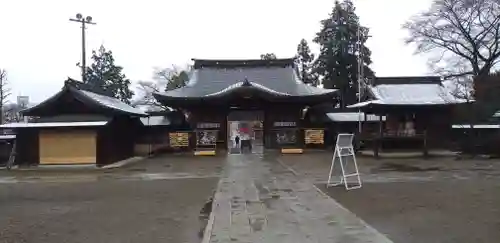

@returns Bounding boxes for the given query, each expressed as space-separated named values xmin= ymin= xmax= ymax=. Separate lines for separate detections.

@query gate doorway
xmin=227 ymin=110 xmax=264 ymax=154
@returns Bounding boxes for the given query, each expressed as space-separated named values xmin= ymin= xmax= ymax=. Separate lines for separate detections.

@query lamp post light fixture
xmin=69 ymin=13 xmax=96 ymax=82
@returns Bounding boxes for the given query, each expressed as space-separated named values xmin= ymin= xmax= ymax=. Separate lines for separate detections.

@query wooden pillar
xmin=374 ymin=114 xmax=383 ymax=159
xmin=360 ymin=112 xmax=367 ymax=143
xmin=298 ymin=126 xmax=304 ymax=149
xmin=222 ymin=114 xmax=227 ymax=152
xmin=423 ymin=126 xmax=429 ymax=159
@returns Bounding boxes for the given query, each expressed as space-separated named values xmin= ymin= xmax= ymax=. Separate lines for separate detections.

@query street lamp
xmin=70 ymin=13 xmax=96 ymax=82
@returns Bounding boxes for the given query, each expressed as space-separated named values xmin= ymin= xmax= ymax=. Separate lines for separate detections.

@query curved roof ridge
xmin=203 ymin=81 xmax=291 ymax=97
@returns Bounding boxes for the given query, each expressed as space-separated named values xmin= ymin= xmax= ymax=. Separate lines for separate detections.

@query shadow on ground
xmin=374 ymin=162 xmax=441 ymax=172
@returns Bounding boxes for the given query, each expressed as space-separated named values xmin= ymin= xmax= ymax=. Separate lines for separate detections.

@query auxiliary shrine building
xmin=1 ymin=81 xmax=148 ymax=166
xmin=153 ymin=58 xmax=337 ymax=152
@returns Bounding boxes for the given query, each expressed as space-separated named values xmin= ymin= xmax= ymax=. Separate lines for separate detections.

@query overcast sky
xmin=0 ymin=0 xmax=433 ymax=103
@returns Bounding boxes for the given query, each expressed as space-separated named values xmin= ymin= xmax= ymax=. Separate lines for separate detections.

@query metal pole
xmin=81 ymin=21 xmax=86 ymax=82
xmin=357 ymin=25 xmax=363 ymax=134
xmin=337 ymin=8 xmax=345 ymax=108
xmin=70 ymin=14 xmax=96 ymax=82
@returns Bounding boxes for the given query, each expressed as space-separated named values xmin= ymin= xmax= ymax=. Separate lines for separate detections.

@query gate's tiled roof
xmin=153 ymin=58 xmax=337 ymax=101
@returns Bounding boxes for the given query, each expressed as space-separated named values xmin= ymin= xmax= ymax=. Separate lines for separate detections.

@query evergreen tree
xmin=154 ymin=66 xmax=191 ymax=92
xmin=83 ymin=45 xmax=134 ymax=103
xmin=295 ymin=39 xmax=318 ymax=86
xmin=165 ymin=70 xmax=189 ymax=91
xmin=313 ymin=0 xmax=374 ymax=107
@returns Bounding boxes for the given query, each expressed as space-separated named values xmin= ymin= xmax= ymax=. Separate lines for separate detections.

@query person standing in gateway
xmin=234 ymin=135 xmax=240 ymax=148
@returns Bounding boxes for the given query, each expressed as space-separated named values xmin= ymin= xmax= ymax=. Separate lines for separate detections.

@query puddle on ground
xmin=127 ymin=168 xmax=147 ymax=172
xmin=376 ymin=163 xmax=441 ymax=172
xmin=231 ymin=196 xmax=244 ymax=210
xmin=0 ymin=172 xmax=219 ymax=183
xmin=250 ymin=217 xmax=265 ymax=231
xmin=254 ymin=181 xmax=270 ymax=195
xmin=0 ymin=177 xmax=18 ymax=183
xmin=128 ymin=173 xmax=219 ymax=181
xmin=261 ymin=197 xmax=275 ymax=209
xmin=198 ymin=194 xmax=214 ymax=238
xmin=467 ymin=167 xmax=493 ymax=171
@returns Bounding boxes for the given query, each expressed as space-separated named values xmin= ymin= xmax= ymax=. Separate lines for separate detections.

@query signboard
xmin=197 ymin=123 xmax=220 ymax=129
xmin=273 ymin=121 xmax=296 ymax=127
xmin=169 ymin=132 xmax=189 ymax=147
xmin=305 ymin=129 xmax=324 ymax=144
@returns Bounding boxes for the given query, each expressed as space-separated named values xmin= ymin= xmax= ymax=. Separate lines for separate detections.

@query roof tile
xmin=156 ymin=64 xmax=336 ymax=98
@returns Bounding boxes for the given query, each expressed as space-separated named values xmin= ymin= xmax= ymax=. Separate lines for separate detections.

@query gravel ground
xmin=280 ymin=152 xmax=500 ymax=243
xmin=320 ymin=180 xmax=500 ymax=243
xmin=0 ymin=154 xmax=224 ymax=243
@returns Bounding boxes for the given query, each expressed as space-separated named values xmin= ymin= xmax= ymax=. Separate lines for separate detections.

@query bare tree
xmin=448 ymin=76 xmax=475 ymax=116
xmin=134 ymin=64 xmax=191 ymax=111
xmin=403 ymin=0 xmax=500 ymax=78
xmin=134 ymin=80 xmax=168 ymax=110
xmin=442 ymin=75 xmax=480 ymax=156
xmin=260 ymin=53 xmax=277 ymax=60
xmin=154 ymin=65 xmax=191 ymax=91
xmin=446 ymin=71 xmax=500 ymax=155
xmin=3 ymin=103 xmax=24 ymax=123
xmin=0 ymin=69 xmax=11 ymax=124
xmin=447 ymin=69 xmax=474 ymax=102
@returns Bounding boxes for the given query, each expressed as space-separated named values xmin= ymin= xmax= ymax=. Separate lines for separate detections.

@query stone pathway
xmin=206 ymin=154 xmax=393 ymax=243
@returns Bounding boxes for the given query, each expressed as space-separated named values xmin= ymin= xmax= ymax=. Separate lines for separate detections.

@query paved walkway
xmin=206 ymin=154 xmax=393 ymax=243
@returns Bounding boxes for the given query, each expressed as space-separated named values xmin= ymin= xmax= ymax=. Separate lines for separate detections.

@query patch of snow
xmin=370 ymin=84 xmax=458 ymax=104
xmin=0 ymin=121 xmax=108 ymax=128
xmin=327 ymin=112 xmax=386 ymax=122
xmin=140 ymin=116 xmax=171 ymax=126
xmin=80 ymin=90 xmax=148 ymax=116
xmin=452 ymin=124 xmax=500 ymax=129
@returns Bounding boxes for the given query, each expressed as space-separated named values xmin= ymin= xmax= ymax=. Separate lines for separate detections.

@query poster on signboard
xmin=169 ymin=132 xmax=189 ymax=147
xmin=275 ymin=130 xmax=297 ymax=145
xmin=196 ymin=130 xmax=218 ymax=146
xmin=305 ymin=129 xmax=324 ymax=144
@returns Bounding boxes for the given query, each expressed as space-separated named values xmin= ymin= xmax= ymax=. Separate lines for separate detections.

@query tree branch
xmin=404 ymin=0 xmax=500 ymax=77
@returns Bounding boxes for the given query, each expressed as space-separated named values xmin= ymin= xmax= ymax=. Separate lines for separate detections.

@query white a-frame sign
xmin=327 ymin=133 xmax=362 ymax=190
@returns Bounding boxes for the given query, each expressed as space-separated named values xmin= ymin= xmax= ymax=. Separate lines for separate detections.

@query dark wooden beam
xmin=375 ymin=114 xmax=383 ymax=159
